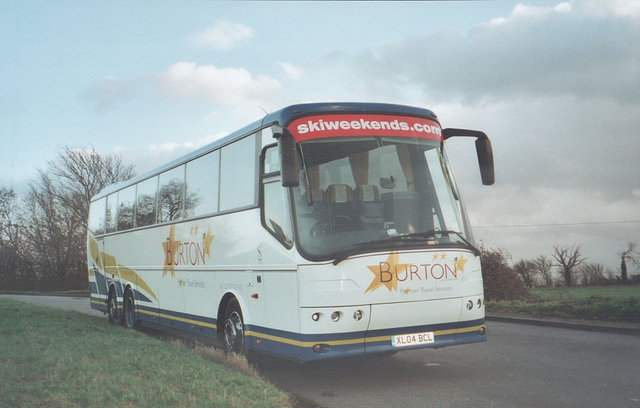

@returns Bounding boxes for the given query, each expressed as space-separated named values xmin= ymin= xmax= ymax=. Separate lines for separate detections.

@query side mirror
xmin=475 ymin=137 xmax=494 ymax=186
xmin=275 ymin=130 xmax=300 ymax=188
xmin=443 ymin=128 xmax=495 ymax=186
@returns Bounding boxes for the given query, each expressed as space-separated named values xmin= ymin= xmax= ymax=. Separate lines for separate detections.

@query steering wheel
xmin=310 ymin=215 xmax=354 ymax=237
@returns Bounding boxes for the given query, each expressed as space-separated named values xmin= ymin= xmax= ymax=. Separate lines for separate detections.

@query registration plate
xmin=391 ymin=332 xmax=435 ymax=348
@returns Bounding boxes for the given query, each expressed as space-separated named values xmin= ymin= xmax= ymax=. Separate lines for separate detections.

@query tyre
xmin=122 ymin=288 xmax=137 ymax=329
xmin=223 ymin=298 xmax=246 ymax=356
xmin=107 ymin=288 xmax=120 ymax=325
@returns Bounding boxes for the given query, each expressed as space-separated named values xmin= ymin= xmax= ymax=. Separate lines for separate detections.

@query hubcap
xmin=224 ymin=312 xmax=244 ymax=354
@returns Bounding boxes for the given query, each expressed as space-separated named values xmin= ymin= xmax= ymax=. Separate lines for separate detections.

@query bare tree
xmin=532 ymin=255 xmax=555 ymax=287
xmin=578 ymin=262 xmax=605 ymax=286
xmin=0 ymin=187 xmax=16 ymax=244
xmin=552 ymin=244 xmax=587 ymax=287
xmin=0 ymin=188 xmax=22 ymax=288
xmin=48 ymin=146 xmax=135 ymax=221
xmin=513 ymin=259 xmax=538 ymax=288
xmin=619 ymin=242 xmax=639 ymax=285
xmin=18 ymin=146 xmax=135 ymax=290
xmin=158 ymin=179 xmax=201 ymax=223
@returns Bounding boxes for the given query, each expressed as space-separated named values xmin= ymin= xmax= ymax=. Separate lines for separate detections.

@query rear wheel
xmin=123 ymin=289 xmax=137 ymax=329
xmin=223 ymin=299 xmax=246 ymax=356
xmin=107 ymin=289 xmax=120 ymax=325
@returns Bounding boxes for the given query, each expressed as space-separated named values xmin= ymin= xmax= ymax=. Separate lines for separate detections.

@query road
xmin=3 ymin=295 xmax=639 ymax=407
xmin=257 ymin=322 xmax=640 ymax=408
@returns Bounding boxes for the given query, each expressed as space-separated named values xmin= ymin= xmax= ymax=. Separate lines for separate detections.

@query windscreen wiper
xmin=332 ymin=229 xmax=480 ymax=265
xmin=435 ymin=230 xmax=481 ymax=257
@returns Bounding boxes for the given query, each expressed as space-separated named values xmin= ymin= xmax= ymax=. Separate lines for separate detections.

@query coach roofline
xmin=92 ymin=102 xmax=440 ymax=200
xmin=261 ymin=102 xmax=439 ymax=129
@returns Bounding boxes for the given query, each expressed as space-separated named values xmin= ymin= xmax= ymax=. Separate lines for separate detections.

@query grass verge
xmin=0 ymin=299 xmax=293 ymax=408
xmin=487 ymin=285 xmax=640 ymax=323
xmin=0 ymin=290 xmax=90 ymax=297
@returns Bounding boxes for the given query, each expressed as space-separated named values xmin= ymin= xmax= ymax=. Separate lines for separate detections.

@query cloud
xmin=469 ymin=183 xmax=640 ymax=267
xmin=450 ymin=0 xmax=640 ymax=103
xmin=188 ymin=20 xmax=254 ymax=50
xmin=572 ymin=0 xmax=640 ymax=18
xmin=81 ymin=76 xmax=137 ymax=111
xmin=155 ymin=62 xmax=283 ymax=108
xmin=83 ymin=62 xmax=284 ymax=114
xmin=147 ymin=132 xmax=226 ymax=156
xmin=115 ymin=132 xmax=229 ymax=175
xmin=434 ymin=94 xmax=640 ymax=269
xmin=437 ymin=95 xmax=640 ymax=214
xmin=311 ymin=1 xmax=639 ymax=105
xmin=277 ymin=62 xmax=305 ymax=81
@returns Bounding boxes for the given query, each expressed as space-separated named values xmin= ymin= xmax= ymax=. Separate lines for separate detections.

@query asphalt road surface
xmin=4 ymin=295 xmax=639 ymax=408
xmin=256 ymin=322 xmax=640 ymax=408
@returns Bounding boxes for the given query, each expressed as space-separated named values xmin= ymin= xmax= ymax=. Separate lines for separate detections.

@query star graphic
xmin=162 ymin=225 xmax=181 ymax=278
xmin=432 ymin=253 xmax=440 ymax=261
xmin=202 ymin=224 xmax=214 ymax=259
xmin=365 ymin=252 xmax=412 ymax=293
xmin=402 ymin=287 xmax=411 ymax=295
xmin=440 ymin=253 xmax=446 ymax=260
xmin=453 ymin=253 xmax=469 ymax=274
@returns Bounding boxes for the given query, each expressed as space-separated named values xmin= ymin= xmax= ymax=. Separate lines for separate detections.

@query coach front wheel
xmin=223 ymin=299 xmax=246 ymax=356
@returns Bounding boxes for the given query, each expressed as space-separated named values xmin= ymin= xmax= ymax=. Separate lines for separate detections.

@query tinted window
xmin=263 ymin=145 xmax=280 ymax=174
xmin=158 ymin=166 xmax=185 ymax=223
xmin=220 ymin=134 xmax=257 ymax=211
xmin=117 ymin=185 xmax=136 ymax=231
xmin=105 ymin=194 xmax=117 ymax=233
xmin=89 ymin=198 xmax=106 ymax=235
xmin=136 ymin=177 xmax=157 ymax=227
xmin=185 ymin=150 xmax=219 ymax=217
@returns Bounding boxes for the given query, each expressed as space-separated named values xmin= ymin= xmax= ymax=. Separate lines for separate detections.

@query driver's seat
xmin=325 ymin=184 xmax=355 ymax=229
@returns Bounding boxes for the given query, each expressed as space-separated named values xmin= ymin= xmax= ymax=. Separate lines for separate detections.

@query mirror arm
xmin=442 ymin=128 xmax=495 ymax=186
xmin=442 ymin=128 xmax=488 ymax=141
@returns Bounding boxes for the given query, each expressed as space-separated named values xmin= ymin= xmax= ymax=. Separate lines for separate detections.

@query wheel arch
xmin=217 ymin=291 xmax=249 ymax=337
xmin=108 ymin=282 xmax=118 ymax=298
xmin=123 ymin=283 xmax=135 ymax=296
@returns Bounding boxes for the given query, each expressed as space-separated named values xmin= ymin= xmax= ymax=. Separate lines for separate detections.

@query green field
xmin=530 ymin=285 xmax=640 ymax=300
xmin=488 ymin=285 xmax=640 ymax=323
xmin=0 ymin=300 xmax=293 ymax=408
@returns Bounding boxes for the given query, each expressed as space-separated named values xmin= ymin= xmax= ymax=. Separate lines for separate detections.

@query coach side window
xmin=136 ymin=176 xmax=158 ymax=227
xmin=89 ymin=198 xmax=106 ymax=236
xmin=219 ymin=134 xmax=257 ymax=211
xmin=105 ymin=194 xmax=117 ymax=234
xmin=263 ymin=145 xmax=280 ymax=174
xmin=158 ymin=166 xmax=186 ymax=223
xmin=185 ymin=150 xmax=220 ymax=218
xmin=117 ymin=185 xmax=136 ymax=231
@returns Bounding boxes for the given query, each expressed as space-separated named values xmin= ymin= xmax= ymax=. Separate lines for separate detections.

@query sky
xmin=1 ymin=0 xmax=639 ymax=273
